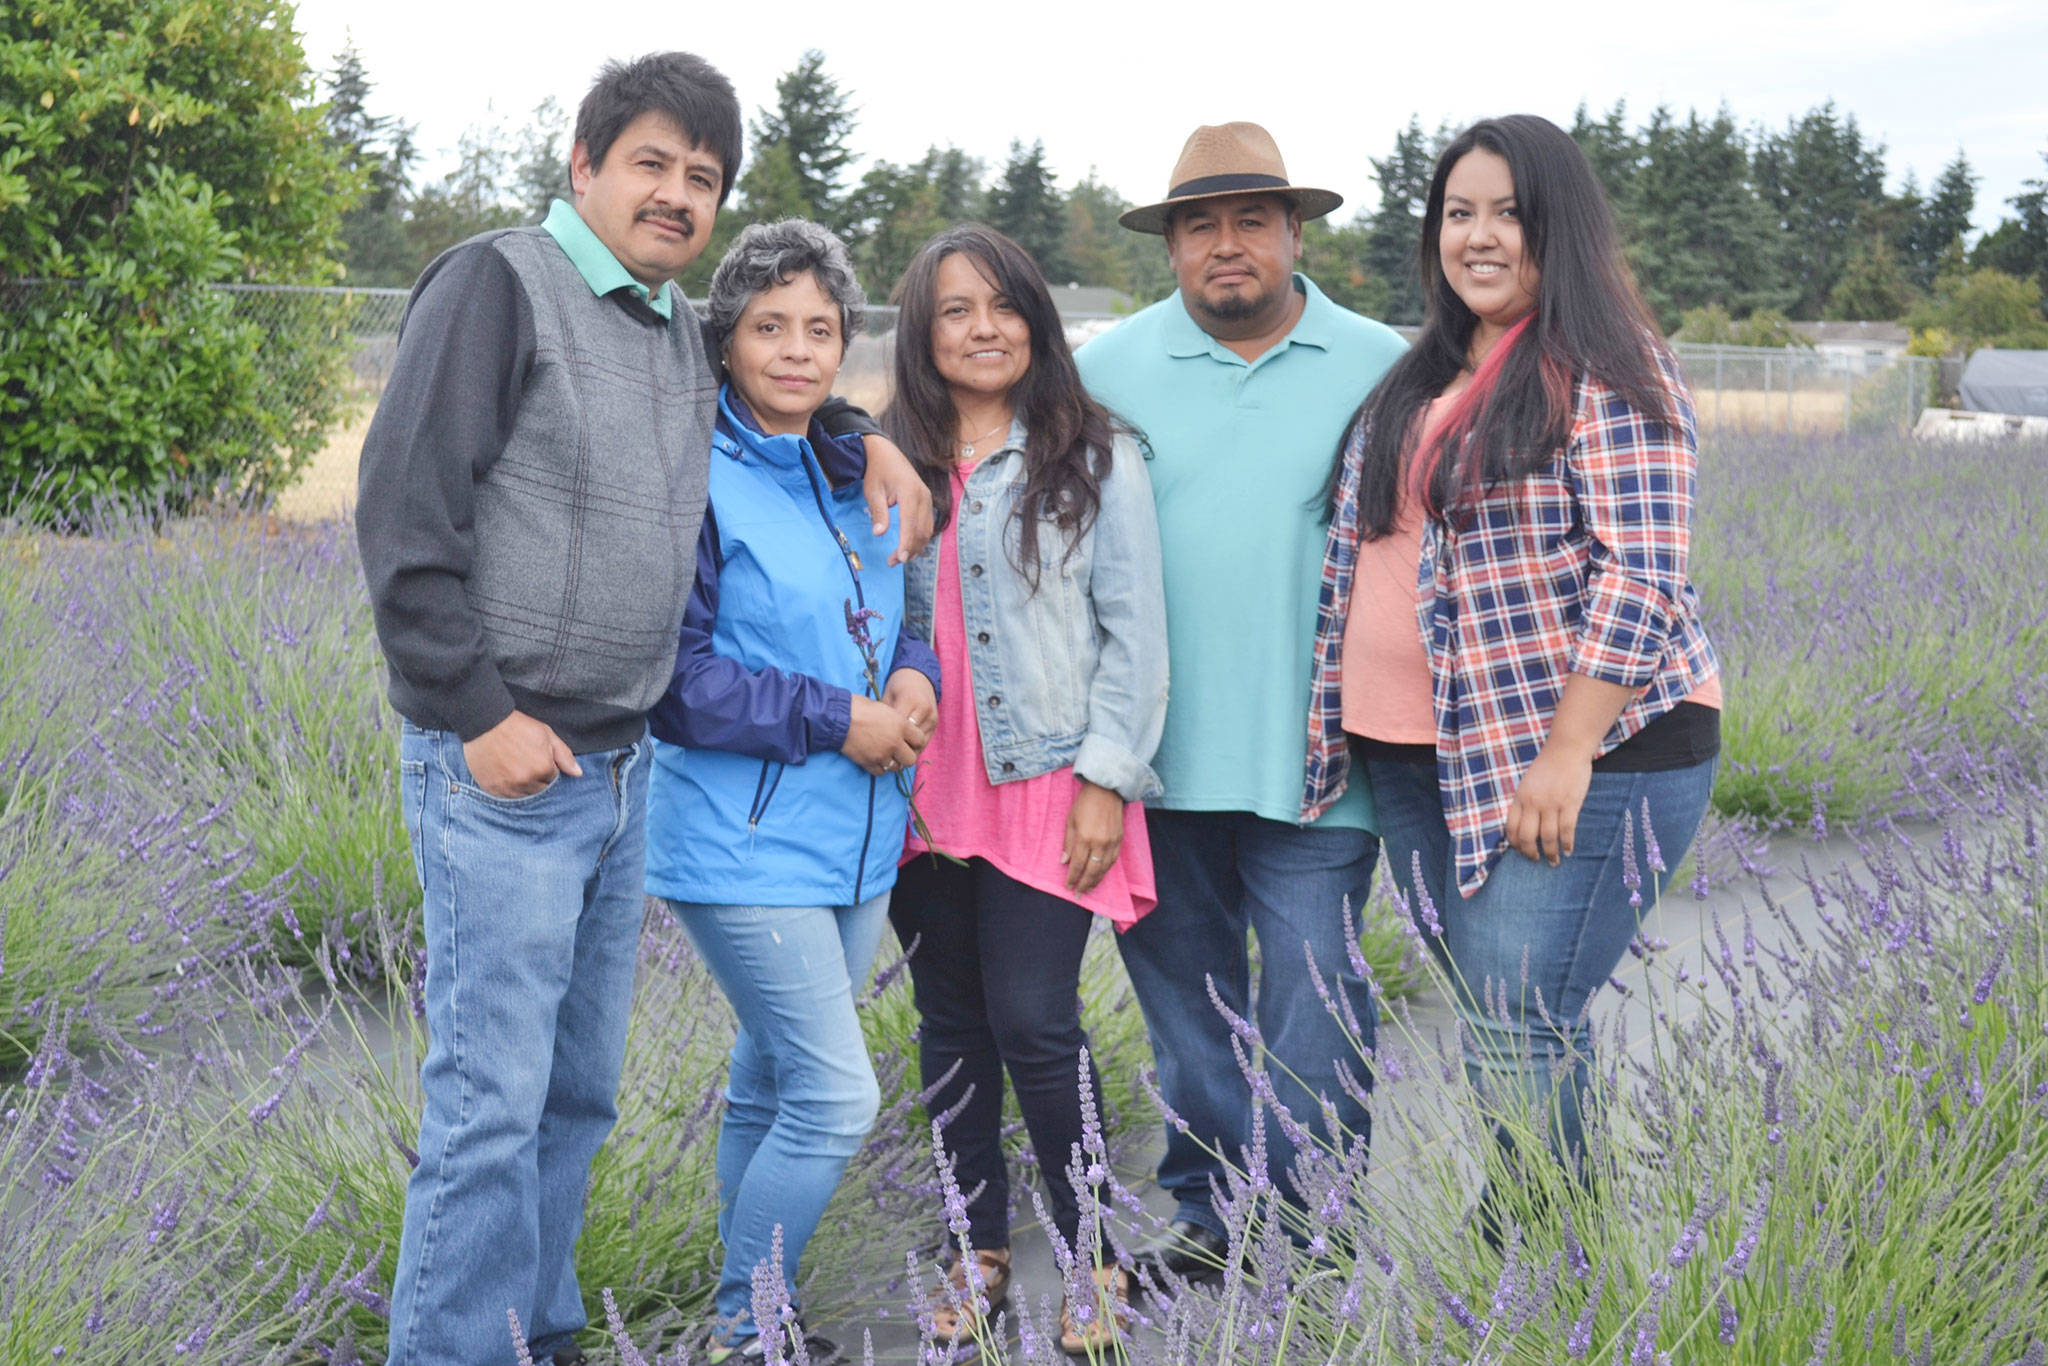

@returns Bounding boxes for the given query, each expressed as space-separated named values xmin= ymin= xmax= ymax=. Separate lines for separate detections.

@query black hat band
xmin=1166 ymin=172 xmax=1291 ymax=200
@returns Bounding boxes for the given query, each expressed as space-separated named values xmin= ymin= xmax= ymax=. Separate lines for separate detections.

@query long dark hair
xmin=1344 ymin=115 xmax=1676 ymax=536
xmin=884 ymin=224 xmax=1116 ymax=588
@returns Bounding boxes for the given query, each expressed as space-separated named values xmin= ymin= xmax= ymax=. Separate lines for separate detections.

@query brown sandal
xmin=1057 ymin=1263 xmax=1132 ymax=1357
xmin=926 ymin=1246 xmax=1012 ymax=1345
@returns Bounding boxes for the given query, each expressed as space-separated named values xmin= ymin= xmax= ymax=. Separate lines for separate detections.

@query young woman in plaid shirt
xmin=1304 ymin=115 xmax=1722 ymax=1227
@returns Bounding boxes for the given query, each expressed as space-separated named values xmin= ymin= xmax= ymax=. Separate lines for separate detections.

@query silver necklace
xmin=957 ymin=415 xmax=1010 ymax=460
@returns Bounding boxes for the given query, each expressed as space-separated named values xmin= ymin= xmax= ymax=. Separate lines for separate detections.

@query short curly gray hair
xmin=706 ymin=218 xmax=867 ymax=349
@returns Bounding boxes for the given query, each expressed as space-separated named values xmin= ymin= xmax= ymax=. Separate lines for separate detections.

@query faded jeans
xmin=666 ymin=892 xmax=890 ymax=1342
xmin=388 ymin=722 xmax=651 ymax=1366
xmin=1364 ymin=754 xmax=1717 ymax=1174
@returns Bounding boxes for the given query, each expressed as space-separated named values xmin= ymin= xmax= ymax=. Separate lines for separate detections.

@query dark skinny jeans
xmin=889 ymin=855 xmax=1104 ymax=1254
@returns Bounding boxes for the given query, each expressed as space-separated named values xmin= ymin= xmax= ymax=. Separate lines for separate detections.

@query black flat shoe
xmin=1131 ymin=1218 xmax=1230 ymax=1282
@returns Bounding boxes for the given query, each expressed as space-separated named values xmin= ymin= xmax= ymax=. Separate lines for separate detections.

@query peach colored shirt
xmin=1340 ymin=397 xmax=1722 ymax=744
xmin=1340 ymin=400 xmax=1449 ymax=743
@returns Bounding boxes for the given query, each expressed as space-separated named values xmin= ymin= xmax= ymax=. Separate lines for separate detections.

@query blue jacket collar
xmin=714 ymin=385 xmax=866 ymax=487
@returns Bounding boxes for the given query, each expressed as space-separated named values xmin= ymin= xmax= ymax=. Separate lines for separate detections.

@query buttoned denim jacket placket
xmin=905 ymin=433 xmax=1167 ymax=801
xmin=907 ymin=443 xmax=1074 ymax=787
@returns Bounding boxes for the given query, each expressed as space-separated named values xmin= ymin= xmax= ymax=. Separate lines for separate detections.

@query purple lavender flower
xmin=1566 ymin=1261 xmax=1605 ymax=1358
xmin=1410 ymin=850 xmax=1443 ymax=936
xmin=1723 ymin=1186 xmax=1769 ymax=1279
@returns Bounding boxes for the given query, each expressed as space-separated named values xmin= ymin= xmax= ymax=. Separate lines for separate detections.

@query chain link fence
xmin=209 ymin=285 xmax=409 ymax=519
xmin=1667 ymin=343 xmax=1938 ymax=437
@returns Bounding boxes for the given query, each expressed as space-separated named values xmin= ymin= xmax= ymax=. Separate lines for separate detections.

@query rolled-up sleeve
xmin=1564 ymin=373 xmax=1699 ymax=690
xmin=1073 ymin=434 xmax=1170 ymax=801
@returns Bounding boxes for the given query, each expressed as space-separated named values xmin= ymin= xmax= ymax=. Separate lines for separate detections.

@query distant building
xmin=1053 ymin=283 xmax=1137 ymax=318
xmin=1785 ymin=321 xmax=1911 ymax=363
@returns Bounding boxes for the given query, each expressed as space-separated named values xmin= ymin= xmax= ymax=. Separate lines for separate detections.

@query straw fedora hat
xmin=1119 ymin=122 xmax=1343 ymax=235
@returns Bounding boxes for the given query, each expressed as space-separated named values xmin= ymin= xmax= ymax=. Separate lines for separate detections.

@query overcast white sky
xmin=293 ymin=0 xmax=2048 ymax=238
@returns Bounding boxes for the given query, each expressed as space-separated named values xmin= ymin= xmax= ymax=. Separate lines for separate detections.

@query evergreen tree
xmin=1908 ymin=151 xmax=1977 ymax=288
xmin=1569 ymin=99 xmax=1641 ymax=221
xmin=1826 ymin=235 xmax=1915 ymax=320
xmin=324 ymin=41 xmax=417 ymax=286
xmin=735 ymin=141 xmax=816 ymax=224
xmin=1752 ymin=103 xmax=1888 ymax=318
xmin=986 ymin=140 xmax=1070 ymax=283
xmin=1629 ymin=106 xmax=1787 ymax=325
xmin=750 ymin=50 xmax=858 ymax=233
xmin=1973 ymin=141 xmax=2047 ymax=309
xmin=1364 ymin=117 xmax=1449 ymax=326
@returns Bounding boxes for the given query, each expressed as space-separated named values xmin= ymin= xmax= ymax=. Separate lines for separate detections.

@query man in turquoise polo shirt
xmin=1075 ymin=122 xmax=1406 ymax=1275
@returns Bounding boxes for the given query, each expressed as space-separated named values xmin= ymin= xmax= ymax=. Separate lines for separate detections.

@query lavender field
xmin=2 ymin=431 xmax=2045 ymax=1365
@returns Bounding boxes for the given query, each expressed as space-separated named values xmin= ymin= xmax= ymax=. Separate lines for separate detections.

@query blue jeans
xmin=666 ymin=892 xmax=890 ymax=1341
xmin=388 ymin=723 xmax=651 ymax=1366
xmin=1117 ymin=810 xmax=1380 ymax=1234
xmin=1364 ymin=754 xmax=1717 ymax=1174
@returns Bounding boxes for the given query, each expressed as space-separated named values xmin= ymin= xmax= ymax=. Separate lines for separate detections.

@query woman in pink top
xmin=883 ymin=225 xmax=1167 ymax=1354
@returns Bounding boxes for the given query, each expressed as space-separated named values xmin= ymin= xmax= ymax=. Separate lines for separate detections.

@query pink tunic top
xmin=1340 ymin=397 xmax=1721 ymax=742
xmin=900 ymin=465 xmax=1157 ymax=929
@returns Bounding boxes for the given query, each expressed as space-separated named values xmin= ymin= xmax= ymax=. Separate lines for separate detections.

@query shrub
xmin=0 ymin=0 xmax=358 ymax=515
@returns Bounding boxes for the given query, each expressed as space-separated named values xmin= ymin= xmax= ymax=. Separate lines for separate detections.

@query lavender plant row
xmin=792 ymin=774 xmax=2042 ymax=1365
xmin=1694 ymin=431 xmax=2048 ymax=826
xmin=3 ymin=429 xmax=2043 ymax=1363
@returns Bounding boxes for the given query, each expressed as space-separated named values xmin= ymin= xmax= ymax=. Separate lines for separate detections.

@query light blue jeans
xmin=1364 ymin=754 xmax=1717 ymax=1175
xmin=389 ymin=722 xmax=651 ymax=1366
xmin=666 ymin=893 xmax=890 ymax=1341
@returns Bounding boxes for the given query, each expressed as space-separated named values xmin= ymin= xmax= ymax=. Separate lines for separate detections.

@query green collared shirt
xmin=540 ymin=198 xmax=675 ymax=319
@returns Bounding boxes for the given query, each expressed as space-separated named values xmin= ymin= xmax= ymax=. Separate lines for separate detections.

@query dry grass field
xmin=1692 ymin=387 xmax=1848 ymax=434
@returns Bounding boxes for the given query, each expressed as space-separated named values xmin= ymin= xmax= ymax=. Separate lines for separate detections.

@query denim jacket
xmin=904 ymin=424 xmax=1169 ymax=801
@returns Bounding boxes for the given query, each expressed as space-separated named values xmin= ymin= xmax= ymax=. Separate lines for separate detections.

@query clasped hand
xmin=842 ymin=668 xmax=937 ymax=776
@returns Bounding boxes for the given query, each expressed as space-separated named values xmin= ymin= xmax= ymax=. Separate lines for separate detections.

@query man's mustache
xmin=636 ymin=207 xmax=695 ymax=237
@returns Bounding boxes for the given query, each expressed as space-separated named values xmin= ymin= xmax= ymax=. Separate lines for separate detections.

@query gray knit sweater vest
xmin=468 ymin=229 xmax=714 ymax=739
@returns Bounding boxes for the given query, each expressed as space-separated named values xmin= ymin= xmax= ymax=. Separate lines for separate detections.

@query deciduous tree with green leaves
xmin=0 ymin=0 xmax=358 ymax=516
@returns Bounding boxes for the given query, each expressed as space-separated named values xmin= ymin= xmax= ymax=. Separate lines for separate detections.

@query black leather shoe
xmin=1132 ymin=1218 xmax=1230 ymax=1282
xmin=552 ymin=1348 xmax=588 ymax=1366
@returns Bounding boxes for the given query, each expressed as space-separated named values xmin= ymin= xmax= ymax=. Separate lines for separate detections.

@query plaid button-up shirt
xmin=1303 ymin=351 xmax=1719 ymax=896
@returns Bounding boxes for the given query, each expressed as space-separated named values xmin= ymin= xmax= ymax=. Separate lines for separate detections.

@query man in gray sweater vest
xmin=355 ymin=53 xmax=931 ymax=1366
